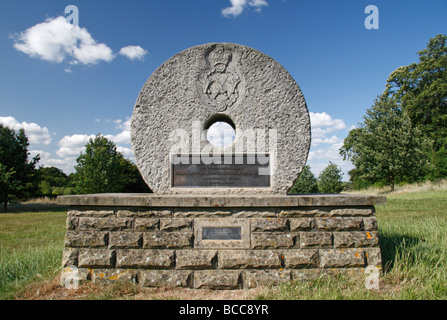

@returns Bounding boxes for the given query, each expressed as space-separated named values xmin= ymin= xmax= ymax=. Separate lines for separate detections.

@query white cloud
xmin=222 ymin=0 xmax=268 ymax=18
xmin=119 ymin=45 xmax=148 ymax=61
xmin=0 ymin=116 xmax=52 ymax=145
xmin=13 ymin=16 xmax=114 ymax=65
xmin=57 ymin=134 xmax=95 ymax=158
xmin=12 ymin=16 xmax=148 ymax=69
xmin=207 ymin=122 xmax=235 ymax=147
xmin=310 ymin=112 xmax=346 ymax=139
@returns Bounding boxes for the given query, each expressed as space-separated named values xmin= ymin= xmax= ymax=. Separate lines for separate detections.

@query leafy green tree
xmin=385 ymin=34 xmax=447 ymax=178
xmin=74 ymin=134 xmax=151 ymax=194
xmin=340 ymin=95 xmax=430 ymax=191
xmin=288 ymin=165 xmax=319 ymax=194
xmin=0 ymin=125 xmax=39 ymax=211
xmin=317 ymin=162 xmax=344 ymax=193
xmin=37 ymin=166 xmax=71 ymax=196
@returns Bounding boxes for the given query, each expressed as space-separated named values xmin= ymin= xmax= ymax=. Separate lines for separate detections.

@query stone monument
xmin=59 ymin=43 xmax=385 ymax=289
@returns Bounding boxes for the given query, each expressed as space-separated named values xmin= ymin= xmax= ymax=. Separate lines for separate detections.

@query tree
xmin=37 ymin=166 xmax=71 ymax=196
xmin=74 ymin=134 xmax=151 ymax=194
xmin=288 ymin=165 xmax=318 ymax=194
xmin=0 ymin=125 xmax=39 ymax=211
xmin=340 ymin=94 xmax=430 ymax=191
xmin=385 ymin=34 xmax=447 ymax=178
xmin=318 ymin=162 xmax=344 ymax=193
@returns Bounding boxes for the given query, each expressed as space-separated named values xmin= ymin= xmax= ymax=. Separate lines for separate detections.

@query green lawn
xmin=0 ymin=208 xmax=67 ymax=299
xmin=0 ymin=190 xmax=446 ymax=300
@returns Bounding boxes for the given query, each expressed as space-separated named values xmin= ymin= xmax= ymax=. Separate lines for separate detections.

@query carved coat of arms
xmin=202 ymin=45 xmax=242 ymax=112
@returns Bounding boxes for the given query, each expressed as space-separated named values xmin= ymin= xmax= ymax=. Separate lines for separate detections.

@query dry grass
xmin=344 ymin=179 xmax=447 ymax=195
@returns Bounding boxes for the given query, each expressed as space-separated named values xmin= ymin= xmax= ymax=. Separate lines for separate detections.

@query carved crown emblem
xmin=209 ymin=45 xmax=232 ymax=68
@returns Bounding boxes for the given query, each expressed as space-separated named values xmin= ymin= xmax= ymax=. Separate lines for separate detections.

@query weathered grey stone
xmin=194 ymin=270 xmax=241 ymax=289
xmin=116 ymin=249 xmax=175 ymax=268
xmin=314 ymin=217 xmax=362 ymax=231
xmin=289 ymin=218 xmax=314 ymax=231
xmin=365 ymin=247 xmax=383 ymax=267
xmin=134 ymin=218 xmax=159 ymax=231
xmin=61 ymin=248 xmax=78 ymax=267
xmin=117 ymin=209 xmax=171 ymax=217
xmin=65 ymin=231 xmax=108 ymax=248
xmin=176 ymin=250 xmax=217 ymax=269
xmin=68 ymin=208 xmax=114 ymax=217
xmin=90 ymin=269 xmax=138 ymax=284
xmin=243 ymin=270 xmax=291 ymax=288
xmin=59 ymin=194 xmax=386 ymax=207
xmin=109 ymin=232 xmax=142 ymax=248
xmin=59 ymin=266 xmax=90 ymax=287
xmin=78 ymin=217 xmax=133 ymax=231
xmin=363 ymin=217 xmax=378 ymax=231
xmin=143 ymin=232 xmax=193 ymax=249
xmin=173 ymin=210 xmax=232 ymax=218
xmin=66 ymin=217 xmax=79 ymax=230
xmin=160 ymin=218 xmax=193 ymax=231
xmin=140 ymin=270 xmax=193 ymax=288
xmin=131 ymin=43 xmax=311 ymax=195
xmin=319 ymin=249 xmax=365 ymax=268
xmin=250 ymin=218 xmax=288 ymax=232
xmin=333 ymin=231 xmax=379 ymax=248
xmin=300 ymin=232 xmax=332 ymax=248
xmin=218 ymin=250 xmax=281 ymax=269
xmin=282 ymin=249 xmax=319 ymax=268
xmin=251 ymin=233 xmax=294 ymax=249
xmin=78 ymin=249 xmax=115 ymax=267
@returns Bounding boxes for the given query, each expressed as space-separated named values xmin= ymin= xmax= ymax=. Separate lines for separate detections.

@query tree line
xmin=340 ymin=34 xmax=447 ymax=191
xmin=0 ymin=132 xmax=150 ymax=211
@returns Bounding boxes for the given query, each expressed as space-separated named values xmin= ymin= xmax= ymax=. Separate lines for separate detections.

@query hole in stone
xmin=205 ymin=115 xmax=236 ymax=148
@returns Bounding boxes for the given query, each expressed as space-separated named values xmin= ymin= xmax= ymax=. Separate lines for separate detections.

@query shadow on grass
xmin=378 ymin=232 xmax=420 ymax=273
xmin=0 ymin=203 xmax=68 ymax=214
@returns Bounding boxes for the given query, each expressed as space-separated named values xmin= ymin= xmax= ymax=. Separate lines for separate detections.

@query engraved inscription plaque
xmin=202 ymin=227 xmax=242 ymax=240
xmin=171 ymin=154 xmax=270 ymax=188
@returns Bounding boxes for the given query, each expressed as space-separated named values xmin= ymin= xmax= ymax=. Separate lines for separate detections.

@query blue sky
xmin=1 ymin=0 xmax=446 ymax=179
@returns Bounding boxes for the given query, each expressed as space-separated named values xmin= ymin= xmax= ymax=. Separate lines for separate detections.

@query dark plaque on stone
xmin=202 ymin=227 xmax=242 ymax=240
xmin=171 ymin=154 xmax=270 ymax=188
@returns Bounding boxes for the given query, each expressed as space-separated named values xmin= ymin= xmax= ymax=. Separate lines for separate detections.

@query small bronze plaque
xmin=171 ymin=154 xmax=270 ymax=188
xmin=202 ymin=227 xmax=242 ymax=240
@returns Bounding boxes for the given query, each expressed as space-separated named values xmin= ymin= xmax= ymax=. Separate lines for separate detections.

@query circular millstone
xmin=131 ymin=43 xmax=311 ymax=194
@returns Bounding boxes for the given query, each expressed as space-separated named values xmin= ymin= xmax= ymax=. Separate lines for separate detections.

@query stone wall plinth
xmin=58 ymin=194 xmax=385 ymax=289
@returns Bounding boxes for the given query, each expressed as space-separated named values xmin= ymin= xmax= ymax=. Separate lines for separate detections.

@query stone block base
xmin=58 ymin=194 xmax=385 ymax=289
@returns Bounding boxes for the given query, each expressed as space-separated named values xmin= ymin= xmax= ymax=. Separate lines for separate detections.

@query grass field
xmin=0 ymin=185 xmax=446 ymax=300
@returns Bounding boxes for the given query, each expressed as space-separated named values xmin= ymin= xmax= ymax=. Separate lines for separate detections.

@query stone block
xmin=61 ymin=248 xmax=78 ymax=267
xmin=333 ymin=231 xmax=379 ymax=248
xmin=140 ymin=270 xmax=193 ymax=288
xmin=68 ymin=209 xmax=114 ymax=217
xmin=250 ymin=218 xmax=288 ymax=232
xmin=134 ymin=218 xmax=159 ymax=231
xmin=289 ymin=218 xmax=314 ymax=231
xmin=90 ymin=269 xmax=138 ymax=284
xmin=300 ymin=232 xmax=332 ymax=248
xmin=243 ymin=270 xmax=291 ymax=288
xmin=194 ymin=270 xmax=241 ymax=289
xmin=365 ymin=247 xmax=383 ymax=267
xmin=363 ymin=217 xmax=378 ymax=231
xmin=176 ymin=250 xmax=217 ymax=269
xmin=160 ymin=218 xmax=193 ymax=231
xmin=109 ymin=232 xmax=142 ymax=248
xmin=117 ymin=209 xmax=171 ymax=217
xmin=65 ymin=231 xmax=108 ymax=248
xmin=78 ymin=217 xmax=133 ymax=231
xmin=66 ymin=217 xmax=79 ymax=230
xmin=115 ymin=249 xmax=175 ymax=268
xmin=78 ymin=248 xmax=115 ymax=268
xmin=251 ymin=233 xmax=294 ymax=249
xmin=282 ymin=249 xmax=319 ymax=268
xmin=143 ymin=232 xmax=193 ymax=249
xmin=314 ymin=217 xmax=362 ymax=231
xmin=319 ymin=249 xmax=365 ymax=268
xmin=218 ymin=250 xmax=282 ymax=269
